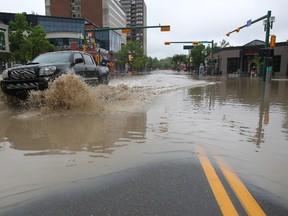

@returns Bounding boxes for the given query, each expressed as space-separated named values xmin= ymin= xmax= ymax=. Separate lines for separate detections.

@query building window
xmin=272 ymin=55 xmax=281 ymax=72
xmin=0 ymin=30 xmax=6 ymax=51
xmin=227 ymin=57 xmax=241 ymax=73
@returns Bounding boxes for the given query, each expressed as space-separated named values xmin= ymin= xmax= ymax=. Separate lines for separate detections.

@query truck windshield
xmin=32 ymin=53 xmax=71 ymax=64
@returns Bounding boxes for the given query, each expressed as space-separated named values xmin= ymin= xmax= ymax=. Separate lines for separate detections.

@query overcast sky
xmin=2 ymin=0 xmax=288 ymax=59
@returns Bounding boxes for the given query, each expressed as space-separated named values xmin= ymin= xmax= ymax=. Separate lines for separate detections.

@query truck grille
xmin=5 ymin=82 xmax=38 ymax=90
xmin=10 ymin=68 xmax=37 ymax=80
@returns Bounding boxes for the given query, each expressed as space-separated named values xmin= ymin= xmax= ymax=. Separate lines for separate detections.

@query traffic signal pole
xmin=226 ymin=11 xmax=274 ymax=81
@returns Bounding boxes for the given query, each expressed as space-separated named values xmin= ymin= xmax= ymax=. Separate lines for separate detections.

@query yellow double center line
xmin=195 ymin=145 xmax=266 ymax=216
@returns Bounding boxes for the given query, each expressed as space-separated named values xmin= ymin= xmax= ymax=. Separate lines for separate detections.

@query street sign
xmin=183 ymin=45 xmax=194 ymax=50
xmin=246 ymin=19 xmax=252 ymax=27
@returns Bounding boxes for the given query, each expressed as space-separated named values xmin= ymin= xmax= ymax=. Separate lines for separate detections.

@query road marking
xmin=214 ymin=156 xmax=266 ymax=216
xmin=195 ymin=146 xmax=239 ymax=216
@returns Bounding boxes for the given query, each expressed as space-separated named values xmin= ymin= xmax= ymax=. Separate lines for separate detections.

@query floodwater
xmin=0 ymin=71 xmax=288 ymax=208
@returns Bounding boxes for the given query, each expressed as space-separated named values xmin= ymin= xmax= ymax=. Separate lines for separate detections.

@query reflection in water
xmin=0 ymin=112 xmax=147 ymax=157
xmin=188 ymin=78 xmax=288 ymax=148
xmin=0 ymin=74 xmax=152 ymax=157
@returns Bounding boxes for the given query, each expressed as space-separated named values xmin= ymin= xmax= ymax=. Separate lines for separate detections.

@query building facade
xmin=214 ymin=40 xmax=288 ymax=77
xmin=0 ymin=22 xmax=10 ymax=72
xmin=120 ymin=0 xmax=147 ymax=55
xmin=45 ymin=0 xmax=126 ymax=52
xmin=0 ymin=12 xmax=85 ymax=51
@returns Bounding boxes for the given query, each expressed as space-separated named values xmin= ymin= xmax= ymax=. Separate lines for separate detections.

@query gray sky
xmin=2 ymin=0 xmax=288 ymax=59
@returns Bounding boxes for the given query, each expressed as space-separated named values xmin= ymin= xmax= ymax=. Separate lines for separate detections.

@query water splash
xmin=16 ymin=74 xmax=152 ymax=115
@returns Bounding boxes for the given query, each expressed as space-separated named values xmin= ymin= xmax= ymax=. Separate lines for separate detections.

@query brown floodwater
xmin=0 ymin=71 xmax=287 ymax=208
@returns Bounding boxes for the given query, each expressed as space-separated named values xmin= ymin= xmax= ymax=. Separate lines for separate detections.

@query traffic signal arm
xmin=226 ymin=13 xmax=268 ymax=37
xmin=86 ymin=25 xmax=170 ymax=32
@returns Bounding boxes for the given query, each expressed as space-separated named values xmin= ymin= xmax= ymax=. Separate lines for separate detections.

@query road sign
xmin=246 ymin=19 xmax=252 ymax=27
xmin=183 ymin=45 xmax=194 ymax=50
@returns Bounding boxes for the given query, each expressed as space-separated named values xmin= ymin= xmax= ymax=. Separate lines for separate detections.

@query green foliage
xmin=8 ymin=13 xmax=56 ymax=64
xmin=251 ymin=54 xmax=262 ymax=74
xmin=190 ymin=44 xmax=205 ymax=68
xmin=171 ymin=54 xmax=188 ymax=70
xmin=158 ymin=57 xmax=173 ymax=69
xmin=114 ymin=41 xmax=175 ymax=72
xmin=115 ymin=41 xmax=144 ymax=70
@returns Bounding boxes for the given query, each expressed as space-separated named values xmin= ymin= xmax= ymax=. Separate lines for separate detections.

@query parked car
xmin=0 ymin=51 xmax=110 ymax=99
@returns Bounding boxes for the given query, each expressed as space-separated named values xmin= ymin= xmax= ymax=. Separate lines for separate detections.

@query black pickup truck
xmin=0 ymin=51 xmax=110 ymax=99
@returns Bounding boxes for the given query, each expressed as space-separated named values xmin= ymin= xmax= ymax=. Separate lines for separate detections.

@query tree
xmin=115 ymin=41 xmax=146 ymax=72
xmin=190 ymin=44 xmax=205 ymax=69
xmin=219 ymin=39 xmax=230 ymax=48
xmin=8 ymin=13 xmax=55 ymax=64
xmin=251 ymin=54 xmax=262 ymax=75
xmin=172 ymin=54 xmax=188 ymax=70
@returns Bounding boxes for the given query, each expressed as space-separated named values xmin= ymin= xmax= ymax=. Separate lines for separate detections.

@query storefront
xmin=214 ymin=40 xmax=288 ymax=77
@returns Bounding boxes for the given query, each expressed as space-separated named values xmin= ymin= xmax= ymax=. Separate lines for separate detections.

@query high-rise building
xmin=45 ymin=0 xmax=127 ymax=51
xmin=120 ymin=0 xmax=147 ymax=55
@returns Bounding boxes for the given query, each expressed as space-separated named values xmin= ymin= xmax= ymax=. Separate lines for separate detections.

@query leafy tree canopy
xmin=9 ymin=13 xmax=55 ymax=64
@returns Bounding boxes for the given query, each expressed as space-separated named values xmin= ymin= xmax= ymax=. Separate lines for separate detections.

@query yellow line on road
xmin=214 ymin=156 xmax=266 ymax=216
xmin=195 ymin=146 xmax=239 ymax=216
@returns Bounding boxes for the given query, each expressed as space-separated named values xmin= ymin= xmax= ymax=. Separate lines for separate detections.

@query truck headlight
xmin=39 ymin=66 xmax=56 ymax=76
xmin=1 ymin=69 xmax=9 ymax=79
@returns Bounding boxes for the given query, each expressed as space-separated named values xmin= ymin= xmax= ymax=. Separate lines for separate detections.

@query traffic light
xmin=270 ymin=35 xmax=276 ymax=48
xmin=236 ymin=27 xmax=240 ymax=33
xmin=226 ymin=32 xmax=230 ymax=37
xmin=93 ymin=43 xmax=97 ymax=49
xmin=95 ymin=55 xmax=100 ymax=64
xmin=192 ymin=42 xmax=199 ymax=46
xmin=209 ymin=53 xmax=212 ymax=59
xmin=83 ymin=45 xmax=87 ymax=52
xmin=161 ymin=26 xmax=170 ymax=32
xmin=86 ymin=39 xmax=90 ymax=44
xmin=164 ymin=42 xmax=171 ymax=45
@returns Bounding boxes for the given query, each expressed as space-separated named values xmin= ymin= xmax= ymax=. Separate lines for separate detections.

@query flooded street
xmin=0 ymin=71 xmax=288 ymax=210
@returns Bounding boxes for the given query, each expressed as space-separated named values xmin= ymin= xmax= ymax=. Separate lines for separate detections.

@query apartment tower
xmin=120 ymin=0 xmax=147 ymax=55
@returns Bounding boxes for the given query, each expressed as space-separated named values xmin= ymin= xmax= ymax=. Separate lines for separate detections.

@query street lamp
xmin=263 ymin=16 xmax=275 ymax=31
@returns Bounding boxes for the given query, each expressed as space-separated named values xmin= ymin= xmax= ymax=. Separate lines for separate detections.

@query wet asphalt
xmin=1 ymin=157 xmax=287 ymax=216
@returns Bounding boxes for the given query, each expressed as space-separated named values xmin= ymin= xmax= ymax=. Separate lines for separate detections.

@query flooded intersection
xmin=0 ymin=71 xmax=288 ymax=212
